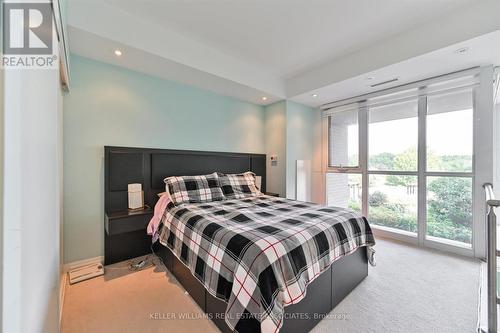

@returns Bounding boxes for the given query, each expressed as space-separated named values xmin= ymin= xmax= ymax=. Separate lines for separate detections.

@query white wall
xmin=0 ymin=5 xmax=4 ymax=328
xmin=57 ymin=82 xmax=64 ymax=325
xmin=2 ymin=66 xmax=63 ymax=332
xmin=285 ymin=101 xmax=321 ymax=200
xmin=311 ymin=110 xmax=325 ymax=204
xmin=0 ymin=65 xmax=4 ymax=332
xmin=472 ymin=66 xmax=495 ymax=259
xmin=495 ymin=102 xmax=500 ymax=198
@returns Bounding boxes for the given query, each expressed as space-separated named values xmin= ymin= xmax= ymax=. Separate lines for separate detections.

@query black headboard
xmin=104 ymin=146 xmax=266 ymax=213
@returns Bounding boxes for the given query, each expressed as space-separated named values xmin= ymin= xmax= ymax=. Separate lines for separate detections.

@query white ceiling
xmin=68 ymin=27 xmax=283 ymax=104
xmin=291 ymin=30 xmax=500 ymax=107
xmin=66 ymin=0 xmax=500 ymax=106
xmin=100 ymin=0 xmax=474 ymax=78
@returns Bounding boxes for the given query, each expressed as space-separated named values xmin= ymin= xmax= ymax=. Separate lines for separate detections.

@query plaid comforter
xmin=156 ymin=195 xmax=375 ymax=333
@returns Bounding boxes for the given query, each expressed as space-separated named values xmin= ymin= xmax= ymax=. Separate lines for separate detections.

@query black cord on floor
xmin=149 ymin=243 xmax=166 ymax=269
xmin=106 ymin=244 xmax=165 ymax=272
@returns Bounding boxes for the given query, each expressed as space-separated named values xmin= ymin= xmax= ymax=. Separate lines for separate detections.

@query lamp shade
xmin=255 ymin=176 xmax=262 ymax=190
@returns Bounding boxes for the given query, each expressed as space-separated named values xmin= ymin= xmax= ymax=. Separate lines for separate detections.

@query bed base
xmin=155 ymin=243 xmax=368 ymax=333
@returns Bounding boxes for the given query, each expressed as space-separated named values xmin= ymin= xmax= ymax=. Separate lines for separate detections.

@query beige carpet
xmin=61 ymin=238 xmax=480 ymax=333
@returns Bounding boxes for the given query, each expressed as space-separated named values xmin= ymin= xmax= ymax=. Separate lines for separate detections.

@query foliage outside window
xmin=365 ymin=148 xmax=472 ymax=243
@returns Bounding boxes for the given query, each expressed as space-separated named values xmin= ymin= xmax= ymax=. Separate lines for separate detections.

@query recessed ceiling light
xmin=261 ymin=96 xmax=267 ymax=101
xmin=114 ymin=50 xmax=122 ymax=56
xmin=455 ymin=47 xmax=469 ymax=55
xmin=312 ymin=94 xmax=318 ymax=98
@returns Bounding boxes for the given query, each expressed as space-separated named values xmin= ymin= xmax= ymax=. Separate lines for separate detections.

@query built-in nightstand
xmin=104 ymin=208 xmax=153 ymax=265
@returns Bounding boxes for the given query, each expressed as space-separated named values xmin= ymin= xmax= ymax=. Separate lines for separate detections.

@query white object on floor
xmin=68 ymin=263 xmax=104 ymax=284
xmin=296 ymin=160 xmax=311 ymax=201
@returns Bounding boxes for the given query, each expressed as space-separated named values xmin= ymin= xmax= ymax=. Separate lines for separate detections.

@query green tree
xmin=368 ymin=191 xmax=387 ymax=207
xmin=427 ymin=177 xmax=472 ymax=228
xmin=426 ymin=149 xmax=441 ymax=171
xmin=369 ymin=152 xmax=395 ymax=170
xmin=438 ymin=155 xmax=472 ymax=172
xmin=386 ymin=148 xmax=417 ymax=186
xmin=369 ymin=206 xmax=417 ymax=233
xmin=367 ymin=147 xmax=472 ymax=243
xmin=385 ymin=148 xmax=443 ymax=186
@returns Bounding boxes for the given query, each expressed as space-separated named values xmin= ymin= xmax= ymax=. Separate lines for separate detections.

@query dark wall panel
xmin=108 ymin=152 xmax=144 ymax=191
xmin=151 ymin=153 xmax=250 ymax=190
xmin=105 ymin=147 xmax=266 ymax=212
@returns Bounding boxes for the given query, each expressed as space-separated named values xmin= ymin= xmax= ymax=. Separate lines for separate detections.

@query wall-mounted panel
xmin=151 ymin=152 xmax=250 ymax=190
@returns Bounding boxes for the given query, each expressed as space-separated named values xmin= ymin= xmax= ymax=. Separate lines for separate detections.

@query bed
xmin=104 ymin=146 xmax=375 ymax=333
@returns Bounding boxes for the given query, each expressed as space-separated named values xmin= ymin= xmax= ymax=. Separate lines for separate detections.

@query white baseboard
xmin=59 ymin=272 xmax=67 ymax=327
xmin=63 ymin=256 xmax=104 ymax=273
xmin=59 ymin=256 xmax=104 ymax=327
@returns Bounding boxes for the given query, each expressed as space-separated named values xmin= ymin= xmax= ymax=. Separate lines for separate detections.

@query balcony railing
xmin=482 ymin=183 xmax=500 ymax=333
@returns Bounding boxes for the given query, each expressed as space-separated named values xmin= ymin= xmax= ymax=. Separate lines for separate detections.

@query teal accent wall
xmin=264 ymin=101 xmax=287 ymax=197
xmin=263 ymin=100 xmax=321 ymax=200
xmin=63 ymin=55 xmax=265 ymax=263
xmin=285 ymin=101 xmax=321 ymax=199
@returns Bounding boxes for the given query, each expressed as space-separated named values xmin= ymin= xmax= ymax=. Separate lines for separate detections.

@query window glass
xmin=329 ymin=108 xmax=358 ymax=167
xmin=369 ymin=100 xmax=418 ymax=171
xmin=427 ymin=90 xmax=473 ymax=172
xmin=326 ymin=173 xmax=362 ymax=212
xmin=426 ymin=176 xmax=472 ymax=245
xmin=368 ymin=174 xmax=418 ymax=234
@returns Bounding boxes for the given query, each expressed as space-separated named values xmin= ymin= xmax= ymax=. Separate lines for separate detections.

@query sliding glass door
xmin=323 ymin=70 xmax=491 ymax=255
xmin=424 ymin=89 xmax=474 ymax=246
xmin=367 ymin=100 xmax=419 ymax=235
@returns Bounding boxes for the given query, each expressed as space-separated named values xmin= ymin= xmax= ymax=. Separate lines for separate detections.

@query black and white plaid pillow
xmin=218 ymin=171 xmax=261 ymax=199
xmin=164 ymin=172 xmax=224 ymax=205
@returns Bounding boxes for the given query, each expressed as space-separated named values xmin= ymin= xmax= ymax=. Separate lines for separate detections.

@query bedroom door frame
xmin=321 ymin=66 xmax=495 ymax=259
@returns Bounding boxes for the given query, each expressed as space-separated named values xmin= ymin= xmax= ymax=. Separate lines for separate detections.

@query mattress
xmin=154 ymin=195 xmax=375 ymax=333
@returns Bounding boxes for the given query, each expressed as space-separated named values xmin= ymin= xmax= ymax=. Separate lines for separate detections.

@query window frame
xmin=322 ymin=66 xmax=495 ymax=259
xmin=326 ymin=104 xmax=362 ymax=172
